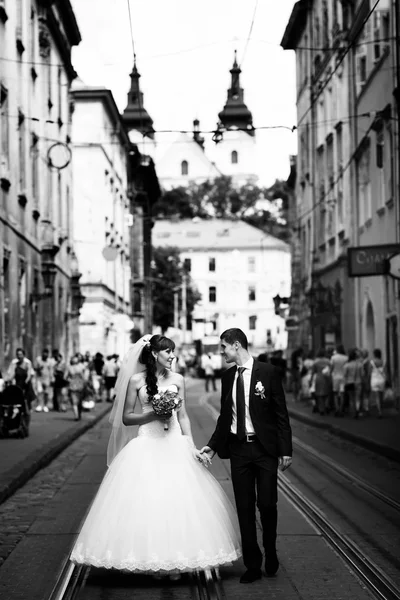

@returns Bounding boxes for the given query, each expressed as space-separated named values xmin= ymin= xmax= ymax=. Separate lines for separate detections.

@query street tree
xmin=151 ymin=246 xmax=201 ymax=333
xmin=154 ymin=176 xmax=289 ymax=241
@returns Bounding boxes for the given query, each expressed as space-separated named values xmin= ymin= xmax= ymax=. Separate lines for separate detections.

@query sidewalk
xmin=286 ymin=394 xmax=400 ymax=462
xmin=0 ymin=403 xmax=112 ymax=505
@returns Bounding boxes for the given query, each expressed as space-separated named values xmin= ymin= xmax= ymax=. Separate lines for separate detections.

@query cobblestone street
xmin=1 ymin=378 xmax=399 ymax=599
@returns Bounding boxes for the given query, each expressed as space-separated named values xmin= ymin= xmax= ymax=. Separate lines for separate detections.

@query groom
xmin=201 ymin=328 xmax=292 ymax=584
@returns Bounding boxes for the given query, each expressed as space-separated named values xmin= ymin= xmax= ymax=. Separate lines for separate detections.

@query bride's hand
xmin=193 ymin=449 xmax=212 ymax=468
xmin=151 ymin=412 xmax=172 ymax=423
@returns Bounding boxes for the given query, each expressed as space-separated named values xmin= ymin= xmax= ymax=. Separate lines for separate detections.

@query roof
xmin=280 ymin=1 xmax=308 ymax=50
xmin=155 ymin=132 xmax=221 ymax=184
xmin=152 ymin=218 xmax=290 ymax=252
xmin=71 ymin=84 xmax=130 ymax=147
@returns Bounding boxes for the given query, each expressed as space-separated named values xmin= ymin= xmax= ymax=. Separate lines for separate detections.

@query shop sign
xmin=347 ymin=244 xmax=400 ymax=277
xmin=387 ymin=252 xmax=400 ymax=280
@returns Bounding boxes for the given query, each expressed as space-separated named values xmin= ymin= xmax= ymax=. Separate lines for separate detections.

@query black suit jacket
xmin=207 ymin=360 xmax=292 ymax=459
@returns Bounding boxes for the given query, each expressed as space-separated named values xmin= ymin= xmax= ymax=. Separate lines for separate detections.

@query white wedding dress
xmin=70 ymin=385 xmax=241 ymax=574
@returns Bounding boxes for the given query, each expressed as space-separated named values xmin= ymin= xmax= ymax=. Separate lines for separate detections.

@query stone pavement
xmin=0 ymin=379 xmax=376 ymax=600
xmin=0 ymin=402 xmax=112 ymax=505
xmin=286 ymin=394 xmax=400 ymax=462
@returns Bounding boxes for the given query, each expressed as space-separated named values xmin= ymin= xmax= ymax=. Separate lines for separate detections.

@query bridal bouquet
xmin=151 ymin=389 xmax=183 ymax=430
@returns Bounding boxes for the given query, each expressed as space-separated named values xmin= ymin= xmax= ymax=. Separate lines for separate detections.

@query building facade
xmin=153 ymin=218 xmax=291 ymax=353
xmin=282 ymin=0 xmax=400 ymax=388
xmin=71 ymin=83 xmax=134 ymax=357
xmin=0 ymin=0 xmax=82 ymax=369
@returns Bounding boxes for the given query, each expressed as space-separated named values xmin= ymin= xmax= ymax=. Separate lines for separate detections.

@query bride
xmin=70 ymin=334 xmax=241 ymax=577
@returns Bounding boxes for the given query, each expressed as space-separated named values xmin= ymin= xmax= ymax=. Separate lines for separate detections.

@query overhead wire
xmin=240 ymin=0 xmax=259 ymax=67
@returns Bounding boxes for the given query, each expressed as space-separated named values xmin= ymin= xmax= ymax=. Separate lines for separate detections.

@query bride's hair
xmin=140 ymin=335 xmax=175 ymax=398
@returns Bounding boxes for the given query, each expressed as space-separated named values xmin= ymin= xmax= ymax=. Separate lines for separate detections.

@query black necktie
xmin=236 ymin=367 xmax=246 ymax=440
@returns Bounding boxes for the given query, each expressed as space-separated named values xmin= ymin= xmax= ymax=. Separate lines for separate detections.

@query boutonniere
xmin=254 ymin=380 xmax=266 ymax=400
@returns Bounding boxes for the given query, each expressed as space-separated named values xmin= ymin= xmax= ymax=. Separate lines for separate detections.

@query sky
xmin=70 ymin=0 xmax=298 ymax=187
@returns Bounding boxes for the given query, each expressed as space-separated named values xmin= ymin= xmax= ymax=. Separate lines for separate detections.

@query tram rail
xmin=292 ymin=436 xmax=400 ymax=513
xmin=278 ymin=473 xmax=400 ymax=600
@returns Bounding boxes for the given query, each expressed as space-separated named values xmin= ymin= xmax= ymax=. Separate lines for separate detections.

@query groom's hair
xmin=220 ymin=328 xmax=248 ymax=350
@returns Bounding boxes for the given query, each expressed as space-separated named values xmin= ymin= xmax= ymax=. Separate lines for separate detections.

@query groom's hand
xmin=200 ymin=445 xmax=216 ymax=460
xmin=279 ymin=456 xmax=292 ymax=471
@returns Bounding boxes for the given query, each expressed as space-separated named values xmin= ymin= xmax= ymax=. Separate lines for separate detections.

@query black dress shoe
xmin=240 ymin=569 xmax=262 ymax=583
xmin=265 ymin=556 xmax=279 ymax=577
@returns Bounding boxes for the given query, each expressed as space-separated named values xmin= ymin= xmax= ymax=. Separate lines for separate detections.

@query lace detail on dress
xmin=71 ymin=543 xmax=241 ymax=573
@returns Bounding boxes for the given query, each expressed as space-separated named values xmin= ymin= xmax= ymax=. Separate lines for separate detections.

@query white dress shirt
xmin=231 ymin=357 xmax=256 ymax=435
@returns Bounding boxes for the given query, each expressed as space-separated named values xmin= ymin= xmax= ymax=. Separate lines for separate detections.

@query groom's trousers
xmin=229 ymin=434 xmax=278 ymax=571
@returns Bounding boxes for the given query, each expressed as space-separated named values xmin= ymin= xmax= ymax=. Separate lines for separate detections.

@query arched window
xmin=231 ymin=150 xmax=238 ymax=164
xmin=181 ymin=160 xmax=189 ymax=175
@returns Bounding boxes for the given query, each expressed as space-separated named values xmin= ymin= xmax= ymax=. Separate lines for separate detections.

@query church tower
xmin=210 ymin=51 xmax=257 ymax=186
xmin=122 ymin=58 xmax=156 ymax=155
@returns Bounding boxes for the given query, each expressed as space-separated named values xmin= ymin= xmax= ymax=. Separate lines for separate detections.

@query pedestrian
xmin=34 ymin=348 xmax=55 ymax=413
xmin=330 ymin=344 xmax=348 ymax=416
xmin=201 ymin=328 xmax=292 ymax=583
xmin=103 ymin=355 xmax=119 ymax=402
xmin=89 ymin=352 xmax=105 ymax=401
xmin=290 ymin=347 xmax=303 ymax=400
xmin=270 ymin=350 xmax=287 ymax=385
xmin=201 ymin=352 xmax=217 ymax=392
xmin=70 ymin=334 xmax=241 ymax=577
xmin=369 ymin=348 xmax=386 ymax=418
xmin=360 ymin=350 xmax=371 ymax=415
xmin=257 ymin=352 xmax=269 ymax=363
xmin=310 ymin=348 xmax=332 ymax=415
xmin=66 ymin=356 xmax=88 ymax=420
xmin=7 ymin=348 xmax=35 ymax=409
xmin=343 ymin=348 xmax=363 ymax=418
xmin=53 ymin=352 xmax=69 ymax=412
xmin=300 ymin=350 xmax=314 ymax=401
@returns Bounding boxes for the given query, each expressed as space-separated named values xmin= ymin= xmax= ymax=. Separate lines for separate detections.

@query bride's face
xmin=156 ymin=347 xmax=175 ymax=370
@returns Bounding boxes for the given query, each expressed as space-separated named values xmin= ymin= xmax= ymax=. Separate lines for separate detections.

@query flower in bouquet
xmin=151 ymin=389 xmax=183 ymax=430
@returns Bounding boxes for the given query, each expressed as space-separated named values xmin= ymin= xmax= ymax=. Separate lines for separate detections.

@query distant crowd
xmin=0 ymin=348 xmax=121 ymax=421
xmin=289 ymin=345 xmax=395 ymax=419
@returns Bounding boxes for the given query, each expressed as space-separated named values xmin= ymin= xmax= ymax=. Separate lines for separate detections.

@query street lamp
xmin=64 ymin=252 xmax=86 ymax=320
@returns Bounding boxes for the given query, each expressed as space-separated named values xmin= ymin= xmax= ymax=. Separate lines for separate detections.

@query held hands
xmin=279 ymin=456 xmax=292 ymax=471
xmin=199 ymin=445 xmax=216 ymax=461
xmin=194 ymin=449 xmax=212 ymax=468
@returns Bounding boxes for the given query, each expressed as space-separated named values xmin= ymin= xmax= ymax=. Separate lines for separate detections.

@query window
xmin=249 ymin=315 xmax=257 ymax=330
xmin=31 ymin=133 xmax=39 ymax=203
xmin=357 ymin=142 xmax=371 ymax=224
xmin=248 ymin=256 xmax=255 ymax=272
xmin=231 ymin=150 xmax=238 ymax=164
xmin=336 ymin=124 xmax=344 ymax=225
xmin=326 ymin=134 xmax=335 ymax=234
xmin=209 ymin=257 xmax=215 ymax=272
xmin=248 ymin=286 xmax=256 ymax=301
xmin=57 ymin=67 xmax=62 ymax=125
xmin=355 ymin=24 xmax=369 ymax=95
xmin=0 ymin=85 xmax=9 ymax=160
xmin=184 ymin=258 xmax=191 ymax=272
xmin=376 ymin=127 xmax=385 ymax=206
xmin=209 ymin=286 xmax=216 ymax=303
xmin=18 ymin=259 xmax=26 ymax=341
xmin=373 ymin=10 xmax=390 ymax=62
xmin=18 ymin=111 xmax=26 ymax=190
xmin=3 ymin=250 xmax=11 ymax=356
xmin=181 ymin=160 xmax=188 ymax=176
